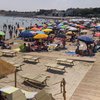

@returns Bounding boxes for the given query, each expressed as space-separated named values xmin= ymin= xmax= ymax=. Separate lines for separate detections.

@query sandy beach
xmin=0 ymin=40 xmax=96 ymax=100
xmin=0 ymin=16 xmax=99 ymax=100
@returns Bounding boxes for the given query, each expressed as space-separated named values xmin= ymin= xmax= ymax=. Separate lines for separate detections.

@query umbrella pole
xmin=14 ymin=69 xmax=17 ymax=87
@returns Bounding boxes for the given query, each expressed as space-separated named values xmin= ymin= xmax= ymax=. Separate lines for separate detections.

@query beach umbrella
xmin=36 ymin=31 xmax=45 ymax=34
xmin=90 ymin=28 xmax=96 ymax=32
xmin=30 ymin=31 xmax=37 ymax=34
xmin=66 ymin=31 xmax=72 ymax=35
xmin=95 ymin=32 xmax=100 ymax=39
xmin=95 ymin=26 xmax=100 ymax=31
xmin=66 ymin=31 xmax=75 ymax=35
xmin=38 ymin=24 xmax=43 ymax=27
xmin=56 ymin=34 xmax=66 ymax=38
xmin=91 ymin=23 xmax=96 ymax=28
xmin=42 ymin=28 xmax=52 ymax=32
xmin=19 ymin=31 xmax=34 ymax=38
xmin=68 ymin=27 xmax=78 ymax=32
xmin=47 ymin=26 xmax=53 ymax=29
xmin=79 ymin=25 xmax=85 ymax=29
xmin=77 ymin=35 xmax=94 ymax=44
xmin=17 ymin=27 xmax=25 ymax=31
xmin=31 ymin=27 xmax=41 ymax=31
xmin=68 ymin=23 xmax=76 ymax=26
xmin=95 ymin=32 xmax=100 ymax=37
xmin=57 ymin=25 xmax=67 ymax=29
xmin=59 ymin=25 xmax=66 ymax=29
xmin=80 ymin=30 xmax=88 ymax=34
xmin=71 ymin=24 xmax=76 ymax=27
xmin=48 ymin=23 xmax=53 ymax=26
xmin=58 ymin=23 xmax=64 ymax=26
xmin=63 ymin=21 xmax=68 ymax=25
xmin=60 ymin=29 xmax=65 ymax=31
xmin=34 ymin=34 xmax=48 ymax=39
xmin=0 ymin=31 xmax=5 ymax=36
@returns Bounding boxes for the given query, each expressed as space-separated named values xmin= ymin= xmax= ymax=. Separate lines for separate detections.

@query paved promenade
xmin=70 ymin=54 xmax=100 ymax=100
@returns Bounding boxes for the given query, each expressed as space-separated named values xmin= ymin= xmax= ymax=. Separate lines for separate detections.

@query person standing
xmin=9 ymin=29 xmax=13 ymax=39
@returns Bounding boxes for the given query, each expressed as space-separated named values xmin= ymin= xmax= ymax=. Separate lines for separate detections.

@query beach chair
xmin=22 ymin=74 xmax=49 ymax=86
xmin=45 ymin=63 xmax=66 ymax=72
xmin=56 ymin=58 xmax=74 ymax=66
xmin=23 ymin=55 xmax=40 ymax=63
xmin=1 ymin=49 xmax=17 ymax=57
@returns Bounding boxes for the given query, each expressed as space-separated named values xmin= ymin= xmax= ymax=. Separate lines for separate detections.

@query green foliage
xmin=19 ymin=44 xmax=26 ymax=52
xmin=0 ymin=8 xmax=100 ymax=17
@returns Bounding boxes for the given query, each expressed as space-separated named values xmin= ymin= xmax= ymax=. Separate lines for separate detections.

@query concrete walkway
xmin=70 ymin=54 xmax=100 ymax=100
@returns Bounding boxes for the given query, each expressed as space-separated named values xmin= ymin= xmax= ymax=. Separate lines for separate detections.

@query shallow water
xmin=0 ymin=16 xmax=46 ymax=39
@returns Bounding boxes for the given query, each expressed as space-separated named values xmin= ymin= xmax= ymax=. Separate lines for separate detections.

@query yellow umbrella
xmin=42 ymin=28 xmax=52 ymax=32
xmin=66 ymin=31 xmax=73 ymax=35
xmin=34 ymin=34 xmax=48 ymax=39
xmin=76 ymin=24 xmax=80 ymax=27
xmin=66 ymin=31 xmax=76 ymax=35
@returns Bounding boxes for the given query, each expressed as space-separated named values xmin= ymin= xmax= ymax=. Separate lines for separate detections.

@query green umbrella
xmin=60 ymin=25 xmax=67 ymax=29
xmin=0 ymin=31 xmax=5 ymax=36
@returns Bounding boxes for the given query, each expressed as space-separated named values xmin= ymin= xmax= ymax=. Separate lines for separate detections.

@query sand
xmin=0 ymin=59 xmax=15 ymax=77
xmin=0 ymin=45 xmax=95 ymax=100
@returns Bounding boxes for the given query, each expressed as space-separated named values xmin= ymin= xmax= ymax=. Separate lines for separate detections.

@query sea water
xmin=0 ymin=16 xmax=46 ymax=39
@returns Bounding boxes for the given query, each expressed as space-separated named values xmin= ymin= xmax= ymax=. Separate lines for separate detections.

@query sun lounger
xmin=56 ymin=58 xmax=74 ymax=65
xmin=45 ymin=63 xmax=66 ymax=72
xmin=22 ymin=74 xmax=49 ymax=86
xmin=1 ymin=50 xmax=17 ymax=57
xmin=23 ymin=55 xmax=40 ymax=63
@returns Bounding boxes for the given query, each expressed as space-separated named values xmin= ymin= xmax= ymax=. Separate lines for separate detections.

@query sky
xmin=0 ymin=0 xmax=100 ymax=11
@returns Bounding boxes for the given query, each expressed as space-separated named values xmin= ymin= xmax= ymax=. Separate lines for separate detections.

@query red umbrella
xmin=79 ymin=25 xmax=86 ymax=29
xmin=95 ymin=32 xmax=100 ymax=37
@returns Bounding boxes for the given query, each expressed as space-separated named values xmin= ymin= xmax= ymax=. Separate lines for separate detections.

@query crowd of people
xmin=0 ymin=18 xmax=100 ymax=56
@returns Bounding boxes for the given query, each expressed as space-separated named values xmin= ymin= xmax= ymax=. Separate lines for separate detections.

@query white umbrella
xmin=68 ymin=27 xmax=78 ymax=31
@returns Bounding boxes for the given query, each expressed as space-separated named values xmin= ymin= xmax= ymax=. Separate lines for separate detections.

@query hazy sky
xmin=0 ymin=0 xmax=100 ymax=11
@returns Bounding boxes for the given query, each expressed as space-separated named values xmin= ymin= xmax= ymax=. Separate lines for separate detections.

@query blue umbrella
xmin=58 ymin=23 xmax=63 ymax=26
xmin=95 ymin=26 xmax=100 ymax=31
xmin=19 ymin=31 xmax=34 ymax=38
xmin=78 ymin=35 xmax=94 ymax=44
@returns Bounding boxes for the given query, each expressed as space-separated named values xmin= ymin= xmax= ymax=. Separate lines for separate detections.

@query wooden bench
xmin=22 ymin=74 xmax=49 ymax=86
xmin=13 ymin=63 xmax=24 ymax=70
xmin=1 ymin=50 xmax=17 ymax=57
xmin=45 ymin=63 xmax=66 ymax=72
xmin=57 ymin=58 xmax=74 ymax=66
xmin=9 ymin=61 xmax=24 ymax=71
xmin=23 ymin=55 xmax=40 ymax=63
